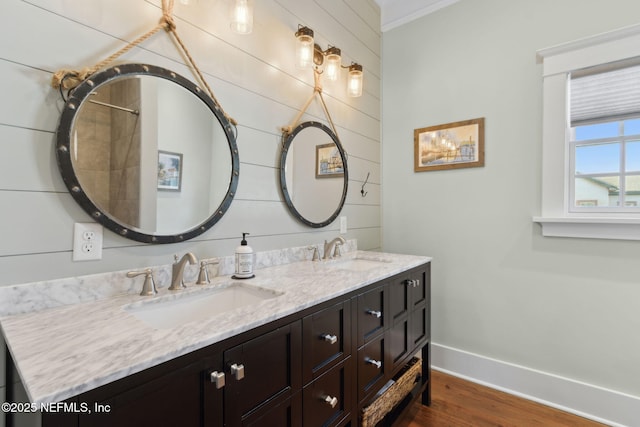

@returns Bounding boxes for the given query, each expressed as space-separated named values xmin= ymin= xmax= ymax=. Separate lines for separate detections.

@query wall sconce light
xmin=294 ymin=25 xmax=363 ymax=97
xmin=230 ymin=0 xmax=253 ymax=34
xmin=324 ymin=46 xmax=341 ymax=81
xmin=347 ymin=63 xmax=363 ymax=98
xmin=295 ymin=26 xmax=315 ymax=69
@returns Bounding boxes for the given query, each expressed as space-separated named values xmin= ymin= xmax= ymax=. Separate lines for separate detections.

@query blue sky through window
xmin=574 ymin=119 xmax=640 ymax=175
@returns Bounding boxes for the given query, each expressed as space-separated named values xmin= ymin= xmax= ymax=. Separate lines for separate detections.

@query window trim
xmin=534 ymin=23 xmax=640 ymax=240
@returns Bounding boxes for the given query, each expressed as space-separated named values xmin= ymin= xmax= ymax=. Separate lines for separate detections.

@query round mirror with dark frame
xmin=56 ymin=63 xmax=240 ymax=243
xmin=280 ymin=121 xmax=348 ymax=228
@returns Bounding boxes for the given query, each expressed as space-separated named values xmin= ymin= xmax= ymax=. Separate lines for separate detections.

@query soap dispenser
xmin=234 ymin=232 xmax=254 ymax=279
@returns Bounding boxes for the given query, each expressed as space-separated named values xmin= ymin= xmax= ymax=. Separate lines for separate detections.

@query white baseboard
xmin=431 ymin=343 xmax=640 ymax=427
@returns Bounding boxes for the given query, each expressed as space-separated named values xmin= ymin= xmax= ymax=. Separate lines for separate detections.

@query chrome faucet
xmin=323 ymin=236 xmax=346 ymax=260
xmin=169 ymin=253 xmax=197 ymax=290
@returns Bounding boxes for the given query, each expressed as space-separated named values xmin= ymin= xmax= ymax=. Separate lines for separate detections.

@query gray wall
xmin=382 ymin=0 xmax=640 ymax=401
xmin=0 ymin=0 xmax=381 ymax=423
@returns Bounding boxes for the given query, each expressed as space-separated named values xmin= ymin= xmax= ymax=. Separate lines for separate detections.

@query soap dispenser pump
xmin=234 ymin=232 xmax=254 ymax=279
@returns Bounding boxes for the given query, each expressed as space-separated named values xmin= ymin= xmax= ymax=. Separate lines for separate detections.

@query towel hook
xmin=361 ymin=172 xmax=370 ymax=197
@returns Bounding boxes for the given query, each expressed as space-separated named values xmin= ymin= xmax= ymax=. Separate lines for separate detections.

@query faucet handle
xmin=197 ymin=259 xmax=220 ymax=285
xmin=126 ymin=269 xmax=158 ymax=296
xmin=307 ymin=245 xmax=320 ymax=261
xmin=334 ymin=242 xmax=343 ymax=258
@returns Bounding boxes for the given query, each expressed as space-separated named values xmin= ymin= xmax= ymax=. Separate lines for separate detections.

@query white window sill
xmin=533 ymin=217 xmax=640 ymax=240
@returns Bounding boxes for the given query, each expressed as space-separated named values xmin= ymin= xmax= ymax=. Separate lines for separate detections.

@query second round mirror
xmin=280 ymin=121 xmax=348 ymax=228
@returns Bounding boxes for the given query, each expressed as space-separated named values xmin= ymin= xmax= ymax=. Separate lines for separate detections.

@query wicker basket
xmin=361 ymin=357 xmax=422 ymax=427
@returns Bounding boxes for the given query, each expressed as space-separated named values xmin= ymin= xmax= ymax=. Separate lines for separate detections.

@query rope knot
xmin=51 ymin=67 xmax=94 ymax=90
xmin=161 ymin=14 xmax=176 ymax=32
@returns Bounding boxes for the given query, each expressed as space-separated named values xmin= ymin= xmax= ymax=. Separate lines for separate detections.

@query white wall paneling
xmin=0 ymin=0 xmax=380 ymax=409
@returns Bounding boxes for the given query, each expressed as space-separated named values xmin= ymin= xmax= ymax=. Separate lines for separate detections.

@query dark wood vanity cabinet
xmin=40 ymin=262 xmax=430 ymax=427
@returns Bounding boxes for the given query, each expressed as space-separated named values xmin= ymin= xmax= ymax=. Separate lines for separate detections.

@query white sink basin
xmin=324 ymin=256 xmax=393 ymax=272
xmin=125 ymin=283 xmax=283 ymax=329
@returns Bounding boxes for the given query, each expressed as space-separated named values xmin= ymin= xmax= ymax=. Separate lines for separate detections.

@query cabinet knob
xmin=230 ymin=363 xmax=245 ymax=380
xmin=322 ymin=334 xmax=338 ymax=344
xmin=414 ymin=279 xmax=420 ymax=287
xmin=365 ymin=357 xmax=382 ymax=369
xmin=322 ymin=395 xmax=339 ymax=408
xmin=366 ymin=309 xmax=382 ymax=318
xmin=210 ymin=371 xmax=225 ymax=389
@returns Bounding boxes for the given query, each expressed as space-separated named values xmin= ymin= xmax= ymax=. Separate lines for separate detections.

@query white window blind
xmin=570 ymin=61 xmax=640 ymax=126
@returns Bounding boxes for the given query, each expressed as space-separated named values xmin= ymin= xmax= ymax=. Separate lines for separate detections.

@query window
xmin=571 ymin=118 xmax=640 ymax=211
xmin=535 ymin=24 xmax=640 ymax=240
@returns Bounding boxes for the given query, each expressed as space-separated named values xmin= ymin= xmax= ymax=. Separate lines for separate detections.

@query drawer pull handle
xmin=414 ymin=279 xmax=420 ymax=287
xmin=210 ymin=371 xmax=225 ymax=389
xmin=366 ymin=310 xmax=382 ymax=318
xmin=365 ymin=357 xmax=382 ymax=369
xmin=323 ymin=395 xmax=338 ymax=408
xmin=322 ymin=334 xmax=338 ymax=344
xmin=404 ymin=279 xmax=414 ymax=287
xmin=230 ymin=363 xmax=245 ymax=380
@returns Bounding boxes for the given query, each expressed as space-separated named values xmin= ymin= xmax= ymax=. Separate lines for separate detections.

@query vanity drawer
xmin=357 ymin=334 xmax=386 ymax=402
xmin=357 ymin=285 xmax=385 ymax=347
xmin=302 ymin=357 xmax=352 ymax=427
xmin=303 ymin=300 xmax=351 ymax=383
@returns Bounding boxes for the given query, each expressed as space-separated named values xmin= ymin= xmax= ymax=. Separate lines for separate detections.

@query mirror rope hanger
xmin=281 ymin=68 xmax=342 ymax=146
xmin=49 ymin=0 xmax=237 ymax=127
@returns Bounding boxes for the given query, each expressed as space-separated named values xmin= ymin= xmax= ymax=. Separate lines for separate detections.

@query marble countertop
xmin=0 ymin=249 xmax=430 ymax=404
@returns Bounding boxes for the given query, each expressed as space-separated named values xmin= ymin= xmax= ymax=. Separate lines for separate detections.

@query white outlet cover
xmin=340 ymin=216 xmax=347 ymax=234
xmin=73 ymin=223 xmax=103 ymax=261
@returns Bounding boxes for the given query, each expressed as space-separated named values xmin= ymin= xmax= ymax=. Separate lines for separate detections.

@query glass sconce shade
xmin=347 ymin=63 xmax=363 ymax=97
xmin=324 ymin=46 xmax=341 ymax=81
xmin=230 ymin=0 xmax=253 ymax=34
xmin=295 ymin=26 xmax=315 ymax=69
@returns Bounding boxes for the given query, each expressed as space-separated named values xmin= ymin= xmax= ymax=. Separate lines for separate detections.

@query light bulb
xmin=347 ymin=63 xmax=363 ymax=97
xmin=295 ymin=26 xmax=314 ymax=69
xmin=324 ymin=47 xmax=341 ymax=82
xmin=230 ymin=0 xmax=253 ymax=34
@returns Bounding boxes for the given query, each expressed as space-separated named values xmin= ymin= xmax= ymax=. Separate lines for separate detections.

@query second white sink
xmin=125 ymin=283 xmax=283 ymax=329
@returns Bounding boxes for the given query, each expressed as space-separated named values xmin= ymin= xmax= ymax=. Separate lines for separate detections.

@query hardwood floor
xmin=395 ymin=370 xmax=605 ymax=427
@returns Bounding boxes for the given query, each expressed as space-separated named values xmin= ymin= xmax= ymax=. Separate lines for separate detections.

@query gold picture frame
xmin=316 ymin=143 xmax=344 ymax=178
xmin=414 ymin=117 xmax=485 ymax=172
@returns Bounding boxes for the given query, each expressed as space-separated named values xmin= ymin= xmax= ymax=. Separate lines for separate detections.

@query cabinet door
xmin=357 ymin=285 xmax=385 ymax=348
xmin=303 ymin=301 xmax=351 ymax=384
xmin=388 ymin=275 xmax=410 ymax=322
xmin=388 ymin=317 xmax=410 ymax=371
xmin=409 ymin=266 xmax=429 ymax=309
xmin=409 ymin=265 xmax=430 ymax=349
xmin=76 ymin=354 xmax=220 ymax=427
xmin=387 ymin=266 xmax=431 ymax=372
xmin=224 ymin=321 xmax=302 ymax=427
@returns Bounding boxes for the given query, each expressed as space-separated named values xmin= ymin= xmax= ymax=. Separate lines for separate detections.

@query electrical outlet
xmin=73 ymin=223 xmax=103 ymax=261
xmin=340 ymin=216 xmax=347 ymax=234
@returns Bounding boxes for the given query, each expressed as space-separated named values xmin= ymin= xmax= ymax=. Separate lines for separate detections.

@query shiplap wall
xmin=0 ymin=0 xmax=380 ymax=422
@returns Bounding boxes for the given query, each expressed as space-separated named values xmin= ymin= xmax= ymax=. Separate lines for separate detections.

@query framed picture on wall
xmin=158 ymin=150 xmax=183 ymax=191
xmin=316 ymin=143 xmax=344 ymax=178
xmin=414 ymin=117 xmax=485 ymax=172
